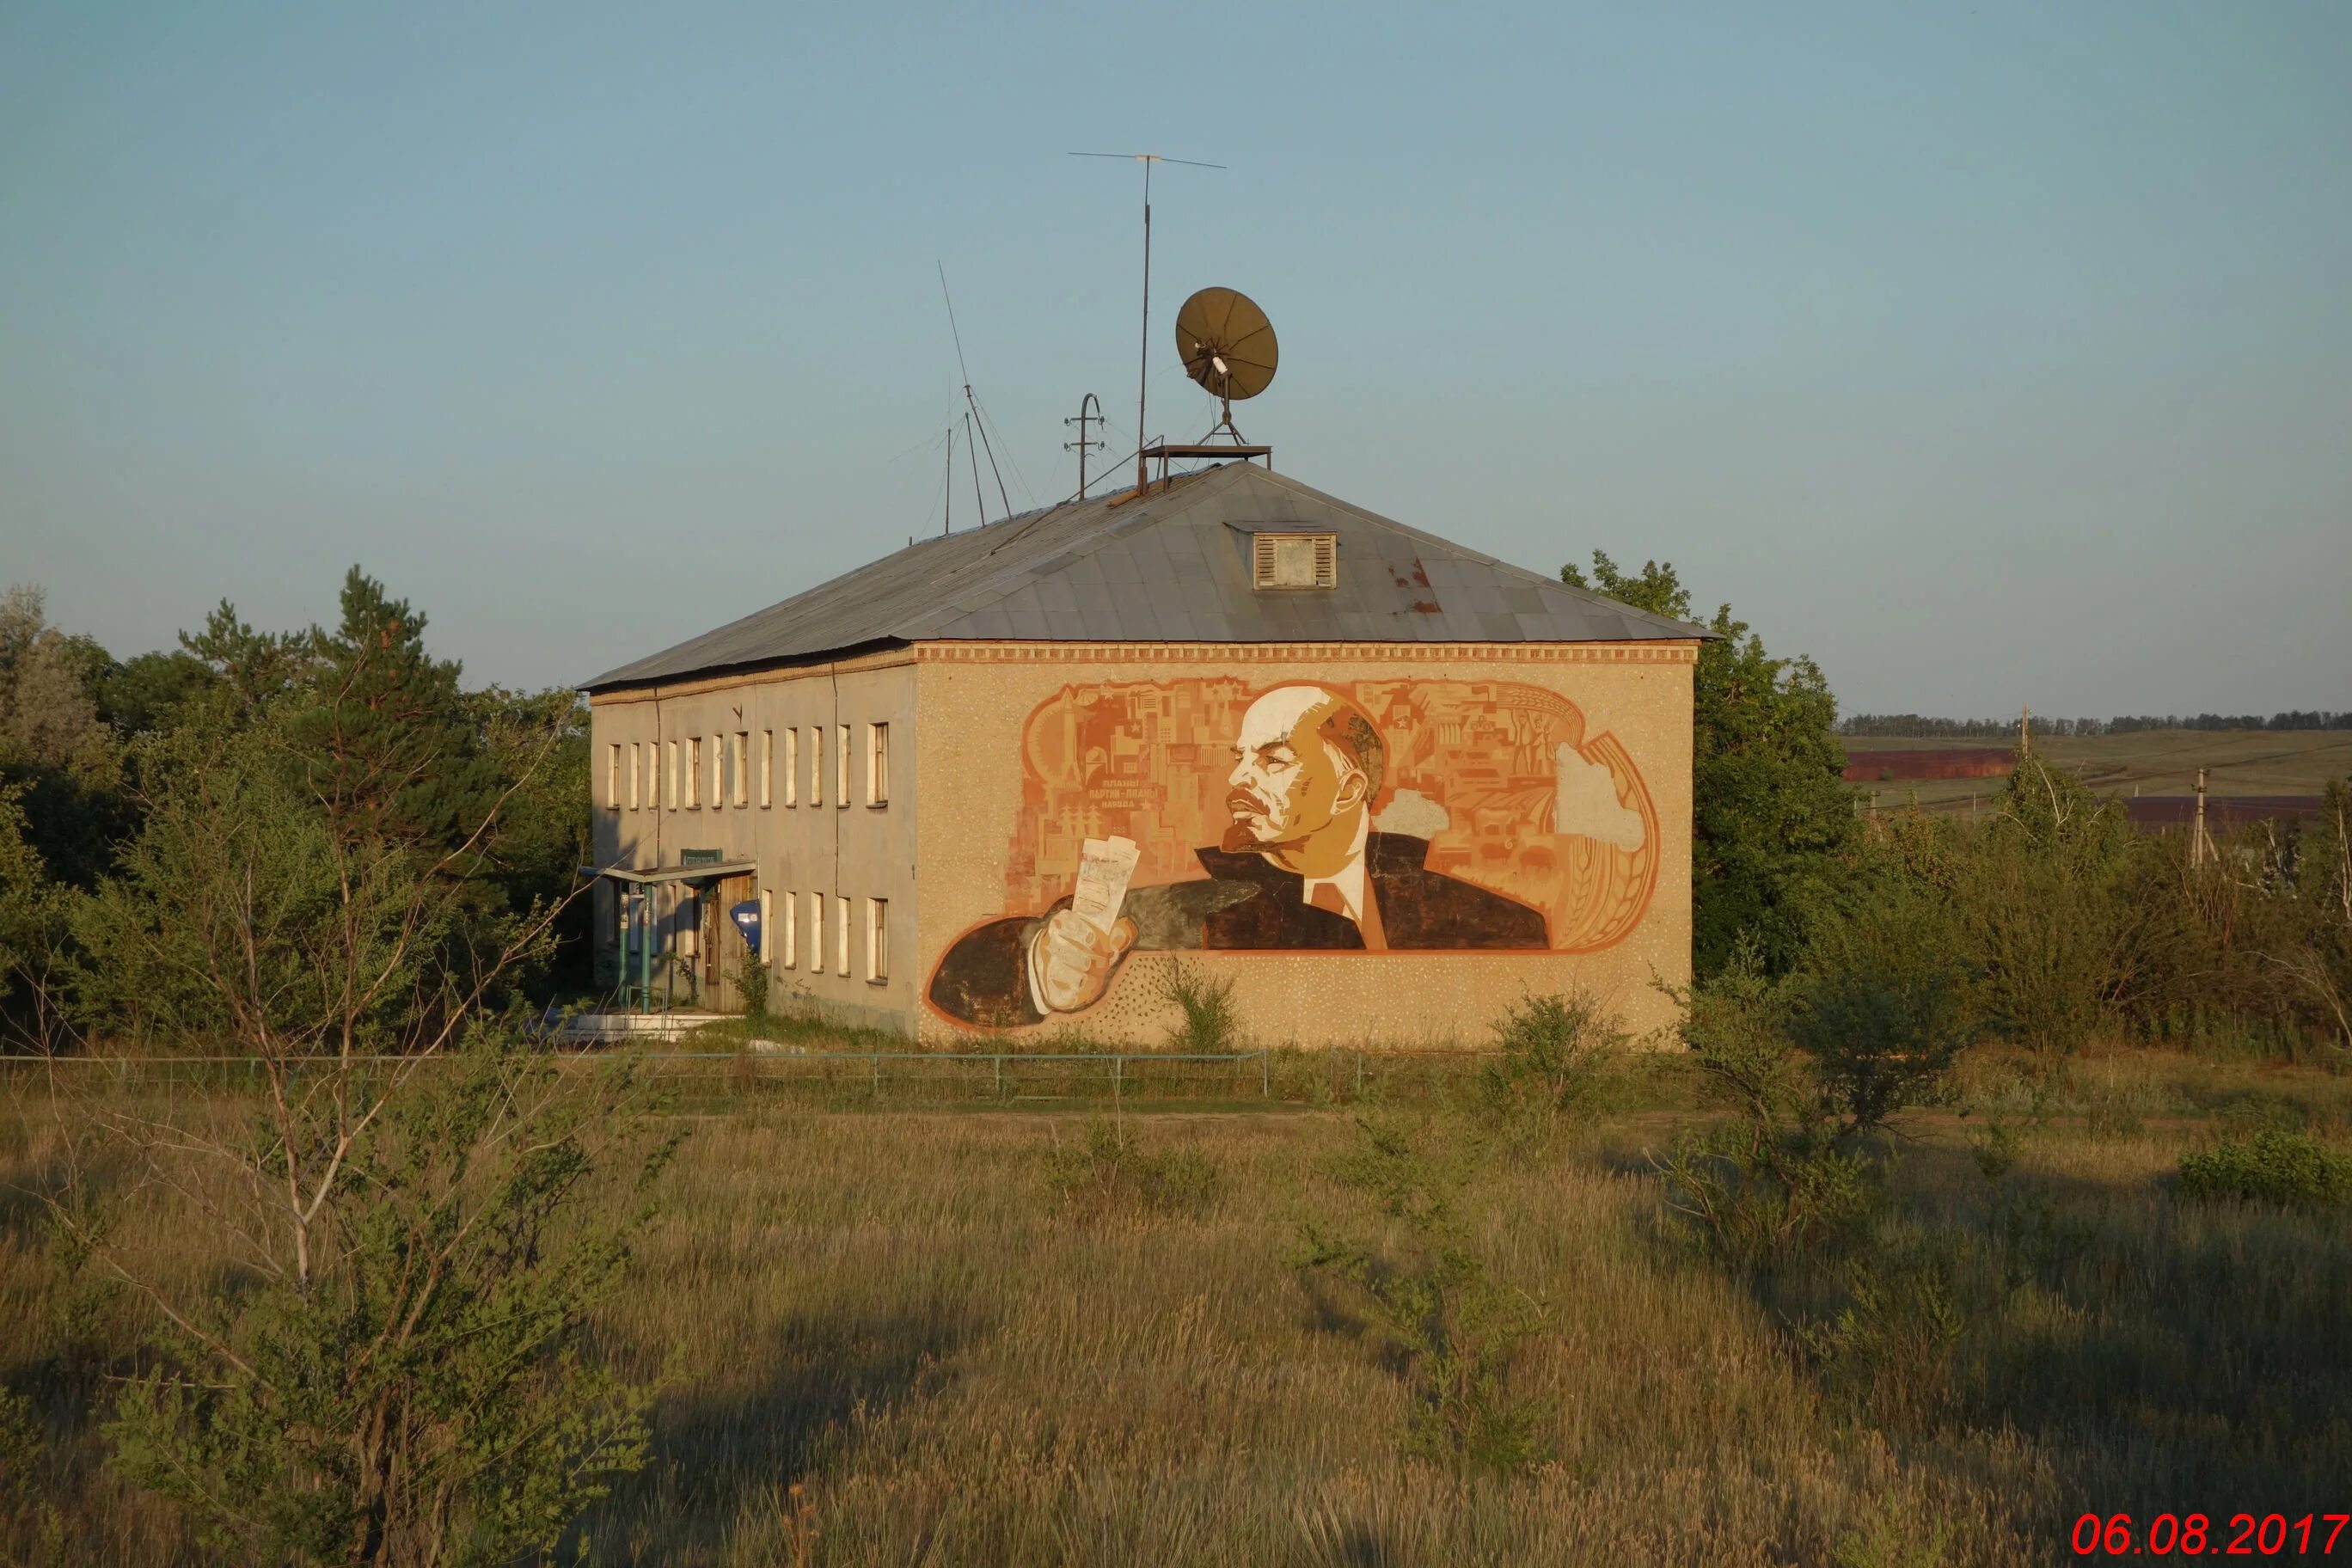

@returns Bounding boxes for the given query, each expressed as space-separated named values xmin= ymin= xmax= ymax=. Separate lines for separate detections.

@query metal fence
xmin=0 ymin=1047 xmax=1498 ymax=1112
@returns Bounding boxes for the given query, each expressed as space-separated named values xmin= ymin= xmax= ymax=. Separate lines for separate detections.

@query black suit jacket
xmin=928 ymin=833 xmax=1547 ymax=1027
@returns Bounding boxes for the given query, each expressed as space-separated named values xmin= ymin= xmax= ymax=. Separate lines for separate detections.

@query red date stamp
xmin=2072 ymin=1513 xmax=2348 ymax=1556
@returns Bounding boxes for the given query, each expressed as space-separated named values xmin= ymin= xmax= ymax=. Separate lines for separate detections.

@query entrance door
xmin=701 ymin=873 xmax=758 ymax=1011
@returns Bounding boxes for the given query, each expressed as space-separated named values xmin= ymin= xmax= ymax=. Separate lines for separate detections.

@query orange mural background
xmin=1006 ymin=678 xmax=1659 ymax=952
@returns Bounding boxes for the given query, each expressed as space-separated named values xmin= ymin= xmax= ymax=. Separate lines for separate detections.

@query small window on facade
xmin=757 ymin=889 xmax=773 ymax=966
xmin=666 ymin=741 xmax=680 ymax=811
xmin=692 ymin=738 xmax=708 ymax=807
xmin=628 ymin=744 xmax=640 ymax=811
xmin=784 ymin=728 xmax=799 ymax=806
xmin=605 ymin=744 xmax=620 ymax=810
xmin=809 ymin=726 xmax=824 ymax=807
xmin=781 ymin=890 xmax=797 ymax=969
xmin=866 ymin=897 xmax=888 ymax=983
xmin=710 ymin=738 xmax=723 ymax=810
xmin=836 ymin=895 xmax=851 ymax=975
xmin=867 ymin=723 xmax=889 ymax=806
xmin=836 ymin=725 xmax=850 ymax=808
xmin=1251 ymin=530 xmax=1338 ymax=590
xmin=808 ymin=891 xmax=824 ymax=973
xmin=731 ymin=732 xmax=749 ymax=806
xmin=759 ymin=731 xmax=773 ymax=808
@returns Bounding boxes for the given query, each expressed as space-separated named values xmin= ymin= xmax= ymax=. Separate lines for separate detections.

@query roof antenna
xmin=1064 ymin=392 xmax=1105 ymax=495
xmin=937 ymin=261 xmax=1011 ymax=524
xmin=1069 ymin=151 xmax=1225 ymax=496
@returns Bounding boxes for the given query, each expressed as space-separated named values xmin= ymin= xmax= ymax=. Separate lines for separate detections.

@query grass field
xmin=1847 ymin=728 xmax=2351 ymax=818
xmin=6 ymin=1047 xmax=2351 ymax=1566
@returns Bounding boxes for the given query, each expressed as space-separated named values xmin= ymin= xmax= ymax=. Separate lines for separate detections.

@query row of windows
xmin=755 ymin=889 xmax=887 ymax=983
xmin=604 ymin=724 xmax=889 ymax=812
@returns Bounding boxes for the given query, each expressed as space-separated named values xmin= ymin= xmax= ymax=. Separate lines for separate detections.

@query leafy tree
xmin=1563 ymin=553 xmax=1853 ymax=977
xmin=96 ymin=649 xmax=214 ymax=735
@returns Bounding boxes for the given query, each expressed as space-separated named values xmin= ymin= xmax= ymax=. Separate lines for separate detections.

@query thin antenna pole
xmin=1136 ymin=155 xmax=1151 ymax=496
xmin=938 ymin=262 xmax=1011 ymax=524
xmin=942 ymin=424 xmax=953 ymax=536
xmin=966 ymin=410 xmax=986 ymax=531
xmin=1069 ymin=152 xmax=1224 ymax=497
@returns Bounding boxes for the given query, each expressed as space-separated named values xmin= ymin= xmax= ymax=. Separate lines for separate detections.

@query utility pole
xmin=1064 ymin=393 xmax=1105 ymax=496
xmin=2193 ymin=767 xmax=2209 ymax=867
xmin=2019 ymin=703 xmax=2032 ymax=756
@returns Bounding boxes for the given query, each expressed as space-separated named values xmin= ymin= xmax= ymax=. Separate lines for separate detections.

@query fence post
xmin=994 ymin=1054 xmax=1003 ymax=1100
xmin=1113 ymin=1053 xmax=1124 ymax=1109
xmin=1355 ymin=1049 xmax=1363 ymax=1102
xmin=871 ymin=1050 xmax=880 ymax=1101
xmin=1260 ymin=1050 xmax=1269 ymax=1099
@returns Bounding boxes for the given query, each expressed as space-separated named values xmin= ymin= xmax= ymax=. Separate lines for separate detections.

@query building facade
xmin=584 ymin=462 xmax=1706 ymax=1045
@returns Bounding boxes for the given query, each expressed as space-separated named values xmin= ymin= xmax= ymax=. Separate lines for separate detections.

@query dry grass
xmin=4 ymin=1050 xmax=2351 ymax=1565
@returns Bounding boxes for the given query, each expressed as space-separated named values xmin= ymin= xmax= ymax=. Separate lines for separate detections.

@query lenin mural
xmin=927 ymin=677 xmax=1661 ymax=1029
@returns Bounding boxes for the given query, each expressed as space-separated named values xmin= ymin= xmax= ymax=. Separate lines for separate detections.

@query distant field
xmin=1845 ymin=728 xmax=2351 ymax=818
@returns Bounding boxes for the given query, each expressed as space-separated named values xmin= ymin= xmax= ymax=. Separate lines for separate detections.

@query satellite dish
xmin=1175 ymin=287 xmax=1277 ymax=443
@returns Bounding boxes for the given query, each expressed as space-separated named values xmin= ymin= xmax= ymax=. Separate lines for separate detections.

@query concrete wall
xmin=589 ymin=650 xmax=919 ymax=1033
xmin=913 ymin=640 xmax=1696 ymax=1049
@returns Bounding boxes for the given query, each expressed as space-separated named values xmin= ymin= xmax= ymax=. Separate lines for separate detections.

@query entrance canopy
xmin=579 ymin=861 xmax=757 ymax=888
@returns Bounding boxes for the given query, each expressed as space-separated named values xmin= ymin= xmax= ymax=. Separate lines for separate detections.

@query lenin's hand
xmin=1027 ymin=910 xmax=1136 ymax=1014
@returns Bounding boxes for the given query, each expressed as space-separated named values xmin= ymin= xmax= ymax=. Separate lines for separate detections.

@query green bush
xmin=2177 ymin=1130 xmax=2352 ymax=1210
xmin=1296 ymin=1116 xmax=1552 ymax=1475
xmin=1042 ymin=1118 xmax=1221 ymax=1222
xmin=1161 ymin=961 xmax=1240 ymax=1053
xmin=1479 ymin=990 xmax=1624 ymax=1145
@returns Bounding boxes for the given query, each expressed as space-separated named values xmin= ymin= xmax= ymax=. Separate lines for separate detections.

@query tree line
xmin=1841 ymin=711 xmax=2352 ymax=738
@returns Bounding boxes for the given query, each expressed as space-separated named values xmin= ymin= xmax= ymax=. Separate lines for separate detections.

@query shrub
xmin=1161 ymin=961 xmax=1240 ymax=1053
xmin=1479 ymin=990 xmax=1624 ymax=1146
xmin=2177 ymin=1130 xmax=2352 ymax=1210
xmin=1655 ymin=946 xmax=1882 ymax=1271
xmin=99 ymin=1032 xmax=679 ymax=1566
xmin=1798 ymin=1246 xmax=1970 ymax=1433
xmin=1295 ymin=1116 xmax=1551 ymax=1476
xmin=1041 ymin=1118 xmax=1221 ymax=1222
xmin=1793 ymin=877 xmax=1981 ymax=1133
xmin=732 ymin=949 xmax=771 ymax=1021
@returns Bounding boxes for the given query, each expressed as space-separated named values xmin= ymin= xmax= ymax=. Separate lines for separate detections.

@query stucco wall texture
xmin=914 ymin=640 xmax=1695 ymax=1048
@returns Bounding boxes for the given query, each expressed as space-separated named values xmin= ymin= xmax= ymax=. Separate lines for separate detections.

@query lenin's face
xmin=1224 ymin=687 xmax=1368 ymax=868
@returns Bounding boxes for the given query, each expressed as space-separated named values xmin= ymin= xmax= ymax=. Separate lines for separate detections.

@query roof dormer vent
xmin=1252 ymin=531 xmax=1336 ymax=591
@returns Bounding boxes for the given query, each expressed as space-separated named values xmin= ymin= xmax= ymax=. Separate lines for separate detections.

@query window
xmin=605 ymin=744 xmax=620 ymax=810
xmin=781 ymin=890 xmax=797 ymax=969
xmin=628 ymin=743 xmax=640 ymax=811
xmin=784 ymin=729 xmax=799 ymax=805
xmin=867 ymin=723 xmax=889 ymax=806
xmin=807 ymin=891 xmax=824 ymax=974
xmin=758 ymin=889 xmax=773 ymax=966
xmin=836 ymin=725 xmax=850 ymax=808
xmin=728 ymin=732 xmax=747 ymax=806
xmin=688 ymin=737 xmax=703 ymax=807
xmin=1251 ymin=530 xmax=1338 ymax=590
xmin=666 ymin=741 xmax=679 ymax=811
xmin=835 ymin=895 xmax=850 ymax=974
xmin=759 ymin=731 xmax=773 ymax=808
xmin=709 ymin=737 xmax=722 ymax=810
xmin=866 ymin=897 xmax=888 ymax=983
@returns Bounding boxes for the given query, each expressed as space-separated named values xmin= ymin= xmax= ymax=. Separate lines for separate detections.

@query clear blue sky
xmin=5 ymin=1 xmax=2347 ymax=717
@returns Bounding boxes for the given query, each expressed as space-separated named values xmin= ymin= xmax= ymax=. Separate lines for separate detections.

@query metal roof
xmin=582 ymin=462 xmax=1712 ymax=691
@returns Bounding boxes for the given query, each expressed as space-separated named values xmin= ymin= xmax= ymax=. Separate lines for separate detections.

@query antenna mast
xmin=937 ymin=262 xmax=1011 ymax=524
xmin=1069 ymin=151 xmax=1224 ymax=494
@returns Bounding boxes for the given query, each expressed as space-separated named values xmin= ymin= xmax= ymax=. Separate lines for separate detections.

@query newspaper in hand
xmin=1070 ymin=836 xmax=1140 ymax=934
